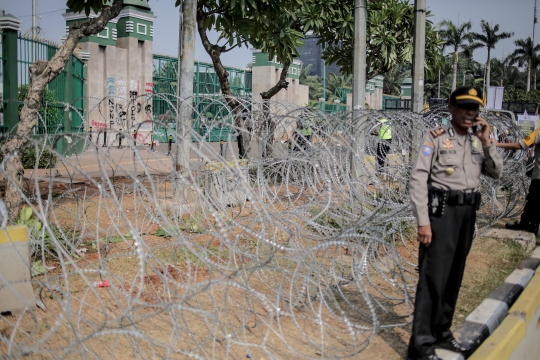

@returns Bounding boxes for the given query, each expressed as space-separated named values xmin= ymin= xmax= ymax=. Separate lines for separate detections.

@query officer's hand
xmin=473 ymin=116 xmax=491 ymax=146
xmin=418 ymin=225 xmax=432 ymax=247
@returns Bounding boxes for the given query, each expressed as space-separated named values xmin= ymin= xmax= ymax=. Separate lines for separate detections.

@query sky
xmin=0 ymin=0 xmax=537 ymax=70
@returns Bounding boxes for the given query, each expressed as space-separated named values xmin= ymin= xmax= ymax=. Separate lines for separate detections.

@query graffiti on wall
xmin=90 ymin=79 xmax=154 ymax=144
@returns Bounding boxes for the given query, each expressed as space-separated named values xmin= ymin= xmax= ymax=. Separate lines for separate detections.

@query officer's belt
xmin=429 ymin=186 xmax=481 ymax=206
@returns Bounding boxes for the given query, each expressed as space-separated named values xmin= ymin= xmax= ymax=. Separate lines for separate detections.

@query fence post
xmin=0 ymin=14 xmax=22 ymax=135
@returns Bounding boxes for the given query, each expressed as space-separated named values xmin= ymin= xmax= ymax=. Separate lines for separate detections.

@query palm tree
xmin=325 ymin=72 xmax=352 ymax=102
xmin=424 ymin=57 xmax=452 ymax=99
xmin=508 ymin=37 xmax=540 ymax=91
xmin=531 ymin=53 xmax=540 ymax=90
xmin=504 ymin=66 xmax=527 ymax=89
xmin=469 ymin=20 xmax=513 ymax=96
xmin=439 ymin=20 xmax=473 ymax=91
xmin=299 ymin=64 xmax=324 ymax=100
xmin=382 ymin=65 xmax=410 ymax=96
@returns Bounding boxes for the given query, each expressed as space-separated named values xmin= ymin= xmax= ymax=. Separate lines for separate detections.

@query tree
xmin=325 ymin=73 xmax=352 ymax=102
xmin=299 ymin=64 xmax=324 ymax=100
xmin=439 ymin=20 xmax=473 ymax=91
xmin=508 ymin=37 xmax=540 ymax=91
xmin=424 ymin=57 xmax=451 ymax=99
xmin=532 ymin=53 xmax=540 ymax=90
xmin=1 ymin=0 xmax=124 ymax=220
xmin=194 ymin=0 xmax=304 ymax=157
xmin=469 ymin=20 xmax=513 ymax=95
xmin=382 ymin=65 xmax=410 ymax=96
xmin=307 ymin=0 xmax=444 ymax=80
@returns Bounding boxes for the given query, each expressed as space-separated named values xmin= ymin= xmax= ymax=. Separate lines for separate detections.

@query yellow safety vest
xmin=378 ymin=119 xmax=392 ymax=140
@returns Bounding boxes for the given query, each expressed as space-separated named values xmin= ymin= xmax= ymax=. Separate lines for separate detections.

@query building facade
xmin=297 ymin=32 xmax=340 ymax=80
xmin=63 ymin=0 xmax=156 ymax=146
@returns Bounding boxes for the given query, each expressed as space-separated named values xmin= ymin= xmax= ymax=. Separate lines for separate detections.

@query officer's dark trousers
xmin=408 ymin=203 xmax=476 ymax=358
xmin=376 ymin=140 xmax=391 ymax=172
xmin=519 ymin=179 xmax=540 ymax=235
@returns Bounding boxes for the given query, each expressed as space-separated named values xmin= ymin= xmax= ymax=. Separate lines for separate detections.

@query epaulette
xmin=430 ymin=127 xmax=446 ymax=138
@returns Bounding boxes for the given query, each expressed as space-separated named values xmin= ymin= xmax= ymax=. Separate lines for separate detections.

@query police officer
xmin=496 ymin=128 xmax=540 ymax=235
xmin=371 ymin=117 xmax=392 ymax=173
xmin=294 ymin=112 xmax=313 ymax=151
xmin=408 ymin=86 xmax=503 ymax=360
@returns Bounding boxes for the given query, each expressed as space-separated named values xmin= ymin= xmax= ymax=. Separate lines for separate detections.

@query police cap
xmin=449 ymin=86 xmax=484 ymax=107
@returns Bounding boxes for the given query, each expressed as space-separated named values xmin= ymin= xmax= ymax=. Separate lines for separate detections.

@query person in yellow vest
xmin=371 ymin=117 xmax=392 ymax=172
xmin=294 ymin=113 xmax=313 ymax=151
xmin=496 ymin=127 xmax=540 ymax=235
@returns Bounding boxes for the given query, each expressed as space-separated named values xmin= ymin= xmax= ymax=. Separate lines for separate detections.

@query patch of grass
xmin=452 ymin=238 xmax=531 ymax=328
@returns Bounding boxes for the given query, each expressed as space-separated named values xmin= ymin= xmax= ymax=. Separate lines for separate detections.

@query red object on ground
xmin=95 ymin=279 xmax=110 ymax=288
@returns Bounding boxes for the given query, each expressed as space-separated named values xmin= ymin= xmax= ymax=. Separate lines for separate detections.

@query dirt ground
xmin=0 ymin=185 xmax=534 ymax=359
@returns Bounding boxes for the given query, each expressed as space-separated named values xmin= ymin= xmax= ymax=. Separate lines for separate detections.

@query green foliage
xmin=311 ymin=0 xmax=443 ymax=78
xmin=299 ymin=64 xmax=324 ymax=100
xmin=325 ymin=73 xmax=352 ymax=102
xmin=17 ymin=207 xmax=71 ymax=264
xmin=31 ymin=261 xmax=46 ymax=277
xmin=66 ymin=0 xmax=113 ymax=17
xmin=18 ymin=206 xmax=42 ymax=238
xmin=101 ymin=234 xmax=132 ymax=244
xmin=18 ymin=85 xmax=62 ymax=131
xmin=22 ymin=146 xmax=58 ymax=169
xmin=382 ymin=65 xmax=410 ymax=96
xmin=503 ymin=88 xmax=540 ymax=104
xmin=0 ymin=144 xmax=57 ymax=169
xmin=152 ymin=228 xmax=172 ymax=238
xmin=200 ymin=0 xmax=304 ymax=66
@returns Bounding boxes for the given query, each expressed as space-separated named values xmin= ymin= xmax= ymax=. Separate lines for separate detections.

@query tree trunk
xmin=1 ymin=0 xmax=123 ymax=221
xmin=451 ymin=51 xmax=458 ymax=91
xmin=486 ymin=50 xmax=491 ymax=100
xmin=196 ymin=10 xmax=250 ymax=158
xmin=260 ymin=61 xmax=290 ymax=158
xmin=527 ymin=61 xmax=531 ymax=92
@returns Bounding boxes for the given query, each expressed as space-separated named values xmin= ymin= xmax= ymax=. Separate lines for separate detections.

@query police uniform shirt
xmin=518 ymin=128 xmax=540 ymax=179
xmin=409 ymin=122 xmax=503 ymax=226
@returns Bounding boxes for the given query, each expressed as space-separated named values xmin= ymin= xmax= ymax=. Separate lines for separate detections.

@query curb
xmin=436 ymin=247 xmax=540 ymax=360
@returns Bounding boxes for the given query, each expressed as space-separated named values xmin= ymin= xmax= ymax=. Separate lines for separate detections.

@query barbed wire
xmin=0 ymin=96 xmax=530 ymax=358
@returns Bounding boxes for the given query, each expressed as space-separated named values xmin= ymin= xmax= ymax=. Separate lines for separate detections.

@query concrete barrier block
xmin=0 ymin=225 xmax=35 ymax=314
xmin=204 ymin=159 xmax=250 ymax=208
xmin=484 ymin=228 xmax=536 ymax=251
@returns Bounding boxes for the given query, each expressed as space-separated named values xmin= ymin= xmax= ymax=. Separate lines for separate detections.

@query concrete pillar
xmin=0 ymin=13 xmax=22 ymax=134
xmin=0 ymin=226 xmax=35 ymax=314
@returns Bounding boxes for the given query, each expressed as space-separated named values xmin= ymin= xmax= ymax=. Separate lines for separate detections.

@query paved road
xmin=23 ymin=142 xmax=243 ymax=181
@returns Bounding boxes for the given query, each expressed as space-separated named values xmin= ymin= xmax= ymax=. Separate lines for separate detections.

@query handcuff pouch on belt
xmin=428 ymin=186 xmax=447 ymax=217
xmin=428 ymin=186 xmax=482 ymax=217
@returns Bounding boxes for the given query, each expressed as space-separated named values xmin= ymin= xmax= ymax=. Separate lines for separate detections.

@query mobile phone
xmin=472 ymin=119 xmax=483 ymax=132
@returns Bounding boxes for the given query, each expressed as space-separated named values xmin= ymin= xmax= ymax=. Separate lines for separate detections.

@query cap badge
xmin=442 ymin=139 xmax=454 ymax=149
xmin=445 ymin=167 xmax=455 ymax=176
xmin=468 ymin=88 xmax=478 ymax=96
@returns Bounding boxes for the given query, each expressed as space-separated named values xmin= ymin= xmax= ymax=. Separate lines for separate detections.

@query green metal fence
xmin=152 ymin=54 xmax=251 ymax=142
xmin=309 ymin=100 xmax=349 ymax=114
xmin=16 ymin=36 xmax=85 ymax=136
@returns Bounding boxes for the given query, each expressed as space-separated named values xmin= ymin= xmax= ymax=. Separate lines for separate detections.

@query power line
xmin=17 ymin=8 xmax=64 ymax=18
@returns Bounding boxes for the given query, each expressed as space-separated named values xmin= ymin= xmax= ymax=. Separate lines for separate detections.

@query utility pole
xmin=410 ymin=0 xmax=426 ymax=162
xmin=533 ymin=0 xmax=538 ymax=90
xmin=411 ymin=0 xmax=426 ymax=113
xmin=352 ymin=0 xmax=367 ymax=111
xmin=32 ymin=0 xmax=37 ymax=39
xmin=175 ymin=0 xmax=196 ymax=189
xmin=31 ymin=0 xmax=38 ymax=61
xmin=352 ymin=0 xmax=367 ymax=207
